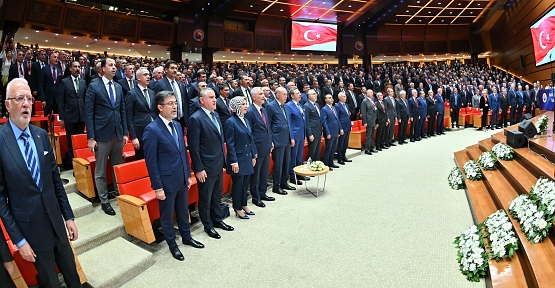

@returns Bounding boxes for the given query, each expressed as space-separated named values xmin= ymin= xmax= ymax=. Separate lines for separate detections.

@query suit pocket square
xmin=44 ymin=151 xmax=49 ymax=155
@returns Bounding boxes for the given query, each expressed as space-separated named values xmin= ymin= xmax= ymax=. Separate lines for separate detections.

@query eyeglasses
xmin=7 ymin=95 xmax=34 ymax=104
xmin=161 ymin=101 xmax=178 ymax=106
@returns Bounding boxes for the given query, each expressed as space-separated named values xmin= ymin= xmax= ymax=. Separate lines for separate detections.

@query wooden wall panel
xmin=208 ymin=14 xmax=224 ymax=49
xmin=489 ymin=0 xmax=555 ymax=84
xmin=402 ymin=25 xmax=426 ymax=41
xmin=63 ymin=5 xmax=101 ymax=35
xmin=377 ymin=25 xmax=402 ymax=42
xmin=102 ymin=13 xmax=138 ymax=41
xmin=254 ymin=15 xmax=286 ymax=52
xmin=224 ymin=30 xmax=253 ymax=50
xmin=24 ymin=0 xmax=64 ymax=29
xmin=139 ymin=18 xmax=173 ymax=44
xmin=4 ymin=0 xmax=28 ymax=23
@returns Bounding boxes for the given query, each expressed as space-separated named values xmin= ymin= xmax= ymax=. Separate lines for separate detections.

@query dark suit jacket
xmin=215 ymin=97 xmax=232 ymax=127
xmin=31 ymin=61 xmax=46 ymax=95
xmin=304 ymin=101 xmax=322 ymax=139
xmin=118 ymin=78 xmax=138 ymax=96
xmin=187 ymin=109 xmax=225 ymax=176
xmin=408 ymin=97 xmax=419 ymax=118
xmin=376 ymin=100 xmax=387 ymax=125
xmin=265 ymin=100 xmax=291 ymax=148
xmin=435 ymin=94 xmax=445 ymax=114
xmin=508 ymin=89 xmax=518 ymax=107
xmin=125 ymin=86 xmax=156 ymax=140
xmin=153 ymin=78 xmax=188 ymax=124
xmin=449 ymin=93 xmax=461 ymax=110
xmin=188 ymin=97 xmax=200 ymax=119
xmin=143 ymin=117 xmax=189 ymax=192
xmin=360 ymin=97 xmax=377 ymax=127
xmin=7 ymin=61 xmax=29 ymax=83
xmin=85 ymin=79 xmax=127 ymax=142
xmin=321 ymin=85 xmax=333 ymax=98
xmin=417 ymin=97 xmax=428 ymax=117
xmin=58 ymin=76 xmax=86 ymax=123
xmin=245 ymin=105 xmax=272 ymax=156
xmin=0 ymin=123 xmax=74 ymax=251
xmin=321 ymin=105 xmax=340 ymax=137
xmin=396 ymin=98 xmax=410 ymax=120
xmin=384 ymin=96 xmax=397 ymax=121
xmin=285 ymin=101 xmax=305 ymax=142
xmin=224 ymin=115 xmax=257 ymax=176
xmin=499 ymin=93 xmax=508 ymax=109
xmin=335 ymin=102 xmax=352 ymax=131
xmin=38 ymin=65 xmax=63 ymax=104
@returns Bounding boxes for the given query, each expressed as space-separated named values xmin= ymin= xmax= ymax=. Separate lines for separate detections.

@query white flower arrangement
xmin=453 ymin=224 xmax=489 ymax=282
xmin=529 ymin=177 xmax=555 ymax=220
xmin=463 ymin=160 xmax=483 ymax=181
xmin=508 ymin=194 xmax=552 ymax=244
xmin=483 ymin=210 xmax=519 ymax=261
xmin=309 ymin=160 xmax=325 ymax=171
xmin=492 ymin=142 xmax=515 ymax=161
xmin=478 ymin=151 xmax=497 ymax=170
xmin=448 ymin=167 xmax=465 ymax=190
xmin=535 ymin=115 xmax=549 ymax=134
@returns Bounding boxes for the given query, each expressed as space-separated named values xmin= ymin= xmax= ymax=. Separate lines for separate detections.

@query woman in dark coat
xmin=479 ymin=89 xmax=490 ymax=131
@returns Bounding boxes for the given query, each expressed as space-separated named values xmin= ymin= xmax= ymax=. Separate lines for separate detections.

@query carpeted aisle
xmin=122 ymin=128 xmax=497 ymax=288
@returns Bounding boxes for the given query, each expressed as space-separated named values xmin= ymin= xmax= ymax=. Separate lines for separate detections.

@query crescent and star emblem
xmin=539 ymin=31 xmax=550 ymax=49
xmin=303 ymin=30 xmax=320 ymax=42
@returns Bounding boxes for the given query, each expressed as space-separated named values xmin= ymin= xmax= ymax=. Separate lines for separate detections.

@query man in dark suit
xmin=77 ymin=56 xmax=91 ymax=86
xmin=408 ymin=90 xmax=420 ymax=142
xmin=143 ymin=90 xmax=204 ymax=261
xmin=187 ymin=88 xmax=234 ymax=239
xmin=345 ymin=83 xmax=359 ymax=120
xmin=321 ymin=94 xmax=341 ymax=170
xmin=58 ymin=61 xmax=86 ymax=166
xmin=488 ymin=87 xmax=500 ymax=130
xmin=523 ymin=85 xmax=533 ymax=118
xmin=508 ymin=83 xmax=518 ymax=125
xmin=266 ymin=87 xmax=295 ymax=194
xmin=125 ymin=67 xmax=156 ymax=160
xmin=245 ymin=87 xmax=275 ymax=208
xmin=117 ymin=64 xmax=137 ymax=96
xmin=30 ymin=49 xmax=47 ymax=101
xmin=417 ymin=91 xmax=428 ymax=140
xmin=0 ymin=79 xmax=80 ymax=288
xmin=85 ymin=58 xmax=128 ymax=216
xmin=113 ymin=58 xmax=126 ymax=82
xmin=233 ymin=75 xmax=253 ymax=105
xmin=7 ymin=50 xmax=28 ymax=84
xmin=286 ymin=88 xmax=306 ymax=184
xmin=499 ymin=87 xmax=509 ymax=128
xmin=304 ymin=89 xmax=322 ymax=161
xmin=435 ymin=88 xmax=445 ymax=135
xmin=186 ymin=70 xmax=207 ymax=101
xmin=426 ymin=90 xmax=437 ymax=137
xmin=38 ymin=52 xmax=63 ymax=117
xmin=450 ymin=87 xmax=461 ymax=128
xmin=373 ymin=75 xmax=383 ymax=93
xmin=333 ymin=82 xmax=346 ymax=103
xmin=396 ymin=90 xmax=410 ymax=144
xmin=375 ymin=92 xmax=388 ymax=151
xmin=321 ymin=79 xmax=334 ymax=104
xmin=384 ymin=88 xmax=397 ymax=146
xmin=336 ymin=92 xmax=352 ymax=165
xmin=153 ymin=61 xmax=188 ymax=131
xmin=216 ymin=85 xmax=232 ymax=129
xmin=360 ymin=90 xmax=378 ymax=155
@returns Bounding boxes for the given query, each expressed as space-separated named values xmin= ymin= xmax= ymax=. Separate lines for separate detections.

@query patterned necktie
xmin=19 ymin=63 xmax=23 ymax=77
xmin=260 ymin=107 xmax=267 ymax=126
xmin=210 ymin=112 xmax=221 ymax=134
xmin=129 ymin=80 xmax=134 ymax=89
xmin=168 ymin=122 xmax=179 ymax=148
xmin=52 ymin=67 xmax=57 ymax=83
xmin=20 ymin=132 xmax=40 ymax=188
xmin=74 ymin=78 xmax=79 ymax=94
xmin=108 ymin=81 xmax=115 ymax=107
xmin=171 ymin=81 xmax=182 ymax=119
xmin=143 ymin=89 xmax=150 ymax=106
xmin=314 ymin=102 xmax=320 ymax=116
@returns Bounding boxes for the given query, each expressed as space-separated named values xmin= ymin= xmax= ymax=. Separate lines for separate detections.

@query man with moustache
xmin=153 ymin=61 xmax=188 ymax=130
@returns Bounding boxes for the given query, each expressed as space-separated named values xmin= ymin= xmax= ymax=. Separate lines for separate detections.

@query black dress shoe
xmin=330 ymin=164 xmax=340 ymax=168
xmin=382 ymin=146 xmax=389 ymax=149
xmin=398 ymin=142 xmax=404 ymax=145
xmin=410 ymin=139 xmax=415 ymax=142
xmin=281 ymin=184 xmax=296 ymax=190
xmin=389 ymin=143 xmax=396 ymax=146
xmin=289 ymin=179 xmax=302 ymax=185
xmin=235 ymin=212 xmax=249 ymax=219
xmin=365 ymin=151 xmax=372 ymax=155
xmin=422 ymin=136 xmax=428 ymax=139
xmin=252 ymin=200 xmax=266 ymax=207
xmin=343 ymin=159 xmax=352 ymax=162
xmin=328 ymin=167 xmax=334 ymax=171
xmin=272 ymin=188 xmax=288 ymax=195
xmin=102 ymin=203 xmax=116 ymax=216
xmin=169 ymin=246 xmax=184 ymax=261
xmin=377 ymin=148 xmax=383 ymax=151
xmin=214 ymin=221 xmax=234 ymax=231
xmin=371 ymin=149 xmax=378 ymax=153
xmin=204 ymin=228 xmax=221 ymax=239
xmin=260 ymin=195 xmax=275 ymax=201
xmin=297 ymin=175 xmax=310 ymax=181
xmin=337 ymin=161 xmax=345 ymax=165
xmin=183 ymin=238 xmax=204 ymax=249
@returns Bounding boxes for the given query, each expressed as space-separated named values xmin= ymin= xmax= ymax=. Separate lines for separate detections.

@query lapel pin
xmin=37 ymin=135 xmax=40 ymax=139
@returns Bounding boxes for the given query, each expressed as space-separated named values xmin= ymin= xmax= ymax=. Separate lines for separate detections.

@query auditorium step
xmin=78 ymin=237 xmax=154 ymax=288
xmin=61 ymin=169 xmax=78 ymax=194
xmin=66 ymin=192 xmax=94 ymax=218
xmin=72 ymin=200 xmax=126 ymax=255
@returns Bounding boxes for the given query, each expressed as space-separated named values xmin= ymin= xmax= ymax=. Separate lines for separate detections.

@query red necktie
xmin=260 ymin=108 xmax=267 ymax=126
xmin=28 ymin=62 xmax=31 ymax=75
xmin=332 ymin=106 xmax=337 ymax=117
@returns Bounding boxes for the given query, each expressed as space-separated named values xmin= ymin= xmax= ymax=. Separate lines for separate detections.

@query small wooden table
xmin=293 ymin=165 xmax=330 ymax=197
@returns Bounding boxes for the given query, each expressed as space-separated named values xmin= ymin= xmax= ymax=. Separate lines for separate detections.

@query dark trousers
xmin=500 ymin=107 xmax=508 ymax=127
xmin=419 ymin=115 xmax=427 ymax=138
xmin=198 ymin=171 xmax=223 ymax=229
xmin=409 ymin=117 xmax=419 ymax=140
xmin=289 ymin=139 xmax=304 ymax=179
xmin=323 ymin=136 xmax=338 ymax=165
xmin=451 ymin=107 xmax=459 ymax=127
xmin=44 ymin=98 xmax=58 ymax=117
xmin=436 ymin=113 xmax=444 ymax=134
xmin=398 ymin=118 xmax=408 ymax=142
xmin=517 ymin=105 xmax=523 ymax=122
xmin=0 ymin=263 xmax=16 ymax=288
xmin=33 ymin=234 xmax=81 ymax=288
xmin=387 ymin=116 xmax=395 ymax=143
xmin=481 ymin=110 xmax=489 ymax=128
xmin=272 ymin=145 xmax=290 ymax=189
xmin=231 ymin=174 xmax=250 ymax=211
xmin=376 ymin=124 xmax=386 ymax=149
xmin=337 ymin=129 xmax=350 ymax=160
xmin=509 ymin=105 xmax=517 ymax=124
xmin=134 ymin=127 xmax=146 ymax=160
xmin=307 ymin=136 xmax=321 ymax=161
xmin=525 ymin=105 xmax=532 ymax=117
xmin=250 ymin=151 xmax=270 ymax=202
xmin=491 ymin=108 xmax=499 ymax=128
xmin=427 ymin=114 xmax=436 ymax=136
xmin=158 ymin=186 xmax=191 ymax=248
xmin=64 ymin=121 xmax=85 ymax=161
xmin=365 ymin=124 xmax=375 ymax=151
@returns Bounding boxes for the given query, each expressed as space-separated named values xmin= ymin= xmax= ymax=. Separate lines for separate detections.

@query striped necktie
xmin=20 ymin=132 xmax=41 ymax=188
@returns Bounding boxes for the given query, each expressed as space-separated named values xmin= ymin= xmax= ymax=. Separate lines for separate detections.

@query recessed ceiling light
xmin=309 ymin=12 xmax=312 ymax=15
xmin=477 ymin=3 xmax=480 ymax=5
xmin=131 ymin=43 xmax=135 ymax=45
xmin=406 ymin=10 xmax=409 ymax=12
xmin=417 ymin=0 xmax=420 ymax=3
xmin=66 ymin=43 xmax=70 ymax=45
xmin=450 ymin=11 xmax=453 ymax=14
xmin=419 ymin=19 xmax=422 ymax=22
xmin=247 ymin=52 xmax=250 ymax=54
xmin=280 ymin=9 xmax=283 ymax=12
xmin=428 ymin=11 xmax=431 ymax=13
xmin=148 ymin=51 xmax=150 ymax=53
xmin=458 ymin=2 xmax=461 ymax=5
xmin=114 ymin=41 xmax=117 ymax=43
xmin=258 ymin=57 xmax=260 ymax=59
xmin=148 ymin=44 xmax=151 ymax=47
xmin=308 ymin=58 xmax=310 ymax=60
xmin=291 ymin=58 xmax=294 ymax=60
xmin=438 ymin=2 xmax=441 ymax=4
xmin=24 ymin=36 xmax=28 ymax=39
xmin=73 ymin=36 xmax=77 ymax=39
xmin=231 ymin=51 xmax=234 ymax=53
xmin=128 ymin=49 xmax=131 ymax=51
xmin=223 ymin=56 xmax=225 ymax=58
xmin=45 ymin=40 xmax=49 ymax=42
xmin=442 ymin=19 xmax=444 ymax=22
xmin=107 ymin=47 xmax=110 ymax=49
xmin=167 ymin=52 xmax=169 ymax=54
xmin=323 ymin=59 xmax=326 ymax=60
xmin=348 ymin=5 xmax=352 ymax=7
xmin=55 ymin=33 xmax=59 ymax=36
xmin=240 ymin=56 xmax=243 ymax=58
xmin=470 ymin=11 xmax=473 ymax=14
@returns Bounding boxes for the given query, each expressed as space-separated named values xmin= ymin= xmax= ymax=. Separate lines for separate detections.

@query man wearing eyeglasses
xmin=0 ymin=78 xmax=81 ymax=287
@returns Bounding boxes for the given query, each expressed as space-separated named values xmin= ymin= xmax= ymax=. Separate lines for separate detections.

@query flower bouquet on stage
xmin=309 ymin=160 xmax=325 ymax=172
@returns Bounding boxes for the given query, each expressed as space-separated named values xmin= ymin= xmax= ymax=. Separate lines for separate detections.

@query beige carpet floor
xmin=120 ymin=128 xmax=497 ymax=288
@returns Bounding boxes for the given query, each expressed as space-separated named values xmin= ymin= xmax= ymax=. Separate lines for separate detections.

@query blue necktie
xmin=52 ymin=67 xmax=57 ymax=83
xmin=210 ymin=112 xmax=221 ymax=134
xmin=20 ymin=132 xmax=41 ymax=188
xmin=108 ymin=81 xmax=115 ymax=107
xmin=168 ymin=122 xmax=179 ymax=148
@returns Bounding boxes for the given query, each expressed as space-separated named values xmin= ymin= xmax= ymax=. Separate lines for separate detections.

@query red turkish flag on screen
xmin=291 ymin=22 xmax=337 ymax=49
xmin=531 ymin=16 xmax=555 ymax=65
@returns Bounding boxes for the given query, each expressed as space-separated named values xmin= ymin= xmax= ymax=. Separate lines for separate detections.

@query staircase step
xmin=78 ymin=237 xmax=154 ymax=288
xmin=72 ymin=200 xmax=125 ymax=255
xmin=61 ymin=169 xmax=77 ymax=194
xmin=66 ymin=193 xmax=94 ymax=218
